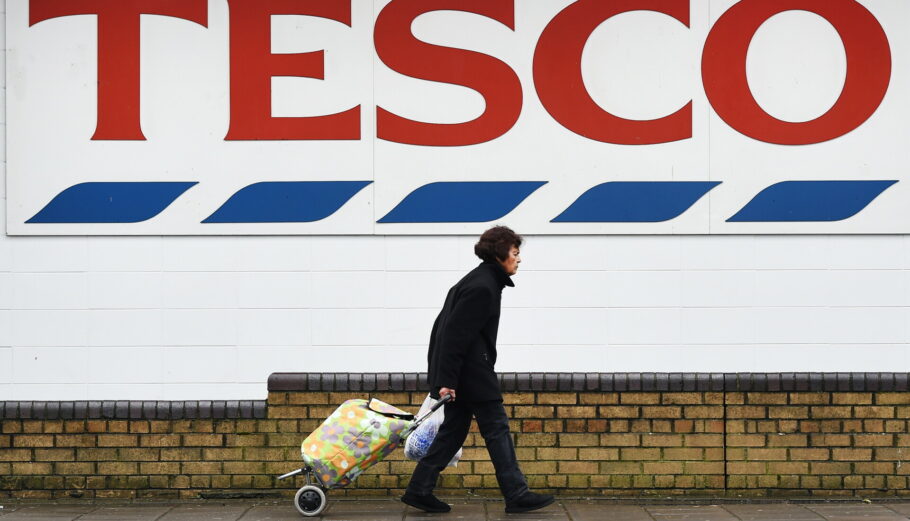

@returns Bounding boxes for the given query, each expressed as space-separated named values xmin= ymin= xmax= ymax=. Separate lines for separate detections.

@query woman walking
xmin=401 ymin=226 xmax=555 ymax=514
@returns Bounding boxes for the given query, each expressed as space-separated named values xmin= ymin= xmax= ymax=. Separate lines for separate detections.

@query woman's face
xmin=499 ymin=246 xmax=521 ymax=275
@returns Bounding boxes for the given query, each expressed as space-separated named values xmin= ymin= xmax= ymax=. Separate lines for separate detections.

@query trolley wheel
xmin=294 ymin=485 xmax=327 ymax=517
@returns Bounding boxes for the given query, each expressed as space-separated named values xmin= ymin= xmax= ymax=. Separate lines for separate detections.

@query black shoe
xmin=505 ymin=491 xmax=555 ymax=513
xmin=401 ymin=492 xmax=451 ymax=513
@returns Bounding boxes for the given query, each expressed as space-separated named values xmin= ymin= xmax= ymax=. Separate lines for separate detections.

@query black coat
xmin=426 ymin=261 xmax=514 ymax=402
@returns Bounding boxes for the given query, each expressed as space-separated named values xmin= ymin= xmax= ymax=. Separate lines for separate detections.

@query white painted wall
xmin=3 ymin=1 xmax=910 ymax=400
xmin=2 ymin=230 xmax=909 ymax=400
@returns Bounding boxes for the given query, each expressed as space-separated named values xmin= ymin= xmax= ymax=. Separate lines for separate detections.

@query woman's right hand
xmin=439 ymin=387 xmax=456 ymax=402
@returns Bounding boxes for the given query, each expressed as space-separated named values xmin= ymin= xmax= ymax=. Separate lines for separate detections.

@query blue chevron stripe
xmin=552 ymin=181 xmax=721 ymax=223
xmin=26 ymin=182 xmax=197 ymax=223
xmin=378 ymin=182 xmax=546 ymax=223
xmin=203 ymin=181 xmax=372 ymax=223
xmin=727 ymin=181 xmax=898 ymax=222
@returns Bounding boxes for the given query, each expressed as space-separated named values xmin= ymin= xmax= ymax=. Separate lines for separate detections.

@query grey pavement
xmin=2 ymin=500 xmax=910 ymax=521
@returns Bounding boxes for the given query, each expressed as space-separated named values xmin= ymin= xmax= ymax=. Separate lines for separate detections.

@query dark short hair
xmin=474 ymin=226 xmax=522 ymax=263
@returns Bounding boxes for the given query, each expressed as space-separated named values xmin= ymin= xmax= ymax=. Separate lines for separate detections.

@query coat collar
xmin=481 ymin=261 xmax=515 ymax=288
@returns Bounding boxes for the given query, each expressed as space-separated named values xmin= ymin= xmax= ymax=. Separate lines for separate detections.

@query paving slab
xmin=324 ymin=499 xmax=404 ymax=520
xmin=647 ymin=505 xmax=740 ymax=521
xmin=565 ymin=503 xmax=654 ymax=521
xmin=805 ymin=504 xmax=910 ymax=521
xmin=724 ymin=504 xmax=825 ymax=520
xmin=404 ymin=499 xmax=485 ymax=521
xmin=237 ymin=505 xmax=304 ymax=521
xmin=484 ymin=502 xmax=568 ymax=521
xmin=0 ymin=505 xmax=97 ymax=521
xmin=2 ymin=500 xmax=910 ymax=521
xmin=884 ymin=504 xmax=910 ymax=516
xmin=76 ymin=505 xmax=173 ymax=521
xmin=162 ymin=504 xmax=252 ymax=521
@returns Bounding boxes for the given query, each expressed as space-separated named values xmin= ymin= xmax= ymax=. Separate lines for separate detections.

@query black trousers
xmin=406 ymin=398 xmax=529 ymax=501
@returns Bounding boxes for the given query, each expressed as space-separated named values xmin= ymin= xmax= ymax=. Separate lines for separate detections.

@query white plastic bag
xmin=404 ymin=394 xmax=462 ymax=467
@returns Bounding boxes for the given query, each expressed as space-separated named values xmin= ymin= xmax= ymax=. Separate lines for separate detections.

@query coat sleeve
xmin=426 ymin=311 xmax=441 ymax=367
xmin=435 ymin=285 xmax=493 ymax=390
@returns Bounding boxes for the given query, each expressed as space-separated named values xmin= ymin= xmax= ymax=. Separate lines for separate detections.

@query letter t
xmin=30 ymin=0 xmax=208 ymax=140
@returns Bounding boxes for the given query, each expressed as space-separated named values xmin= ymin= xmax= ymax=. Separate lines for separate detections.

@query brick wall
xmin=2 ymin=373 xmax=910 ymax=499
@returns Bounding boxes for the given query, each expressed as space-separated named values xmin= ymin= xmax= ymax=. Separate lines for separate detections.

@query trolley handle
xmin=412 ymin=394 xmax=452 ymax=428
xmin=430 ymin=393 xmax=453 ymax=412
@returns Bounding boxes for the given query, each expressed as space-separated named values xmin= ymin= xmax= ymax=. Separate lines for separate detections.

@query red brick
xmin=745 ymin=448 xmax=787 ymax=461
xmin=726 ymin=434 xmax=765 ymax=447
xmin=684 ymin=434 xmax=724 ymax=447
xmin=768 ymin=406 xmax=808 ymax=419
xmin=684 ymin=406 xmax=724 ymax=419
xmin=55 ymin=462 xmax=95 ymax=475
xmin=34 ymin=449 xmax=75 ymax=462
xmin=809 ymin=462 xmax=852 ymax=474
xmin=767 ymin=434 xmax=807 ymax=447
xmin=810 ymin=407 xmax=852 ymax=419
xmin=745 ymin=393 xmax=788 ymax=405
xmin=832 ymin=448 xmax=872 ymax=460
xmin=663 ymin=448 xmax=704 ymax=460
xmin=659 ymin=393 xmax=701 ymax=405
xmin=641 ymin=406 xmax=681 ymax=419
xmin=619 ymin=448 xmax=660 ymax=460
xmin=599 ymin=406 xmax=639 ymax=418
xmin=641 ymin=434 xmax=683 ymax=447
xmin=558 ymin=406 xmax=597 ymax=418
xmin=513 ymin=406 xmax=554 ymax=419
xmin=579 ymin=392 xmax=619 ymax=405
xmin=685 ymin=461 xmax=724 ymax=474
xmin=0 ymin=448 xmax=32 ymax=461
xmin=98 ymin=462 xmax=138 ymax=475
xmin=536 ymin=448 xmax=577 ymax=460
xmin=643 ymin=461 xmax=684 ymax=474
xmin=727 ymin=406 xmax=766 ymax=419
xmin=619 ymin=393 xmax=660 ymax=405
xmin=536 ymin=393 xmax=577 ymax=405
xmin=14 ymin=435 xmax=55 ymax=448
xmin=790 ymin=393 xmax=830 ymax=405
xmin=183 ymin=434 xmax=224 ymax=447
xmin=877 ymin=393 xmax=910 ymax=405
xmin=558 ymin=461 xmax=598 ymax=474
xmin=160 ymin=448 xmax=202 ymax=461
xmin=225 ymin=434 xmax=266 ymax=447
xmin=565 ymin=419 xmax=586 ymax=432
xmin=829 ymin=393 xmax=871 ymax=405
xmin=587 ymin=419 xmax=608 ymax=432
xmin=790 ymin=448 xmax=829 ymax=460
xmin=97 ymin=435 xmax=137 ymax=447
xmin=854 ymin=406 xmax=896 ymax=419
xmin=516 ymin=434 xmax=556 ymax=447
xmin=601 ymin=461 xmax=642 ymax=474
xmin=767 ymin=462 xmax=808 ymax=474
xmin=12 ymin=462 xmax=52 ymax=475
xmin=578 ymin=448 xmax=619 ymax=460
xmin=559 ymin=434 xmax=598 ymax=447
xmin=854 ymin=434 xmax=894 ymax=447
xmin=140 ymin=462 xmax=181 ymax=475
xmin=600 ymin=433 xmax=640 ymax=446
xmin=727 ymin=462 xmax=765 ymax=474
xmin=141 ymin=435 xmax=181 ymax=447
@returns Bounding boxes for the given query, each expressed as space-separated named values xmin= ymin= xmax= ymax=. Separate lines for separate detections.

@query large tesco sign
xmin=7 ymin=0 xmax=910 ymax=235
xmin=27 ymin=0 xmax=892 ymax=145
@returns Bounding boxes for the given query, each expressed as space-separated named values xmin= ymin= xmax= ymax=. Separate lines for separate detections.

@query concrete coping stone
xmin=3 ymin=373 xmax=908 ymax=420
xmin=0 ymin=399 xmax=266 ymax=421
xmin=266 ymin=372 xmax=910 ymax=393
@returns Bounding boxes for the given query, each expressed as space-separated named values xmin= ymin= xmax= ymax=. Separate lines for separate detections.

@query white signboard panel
xmin=7 ymin=0 xmax=910 ymax=235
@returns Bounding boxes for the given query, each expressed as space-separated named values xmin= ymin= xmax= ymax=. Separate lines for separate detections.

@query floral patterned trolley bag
xmin=278 ymin=396 xmax=450 ymax=517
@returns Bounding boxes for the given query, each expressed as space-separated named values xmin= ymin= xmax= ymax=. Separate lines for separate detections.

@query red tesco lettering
xmin=29 ymin=0 xmax=892 ymax=146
